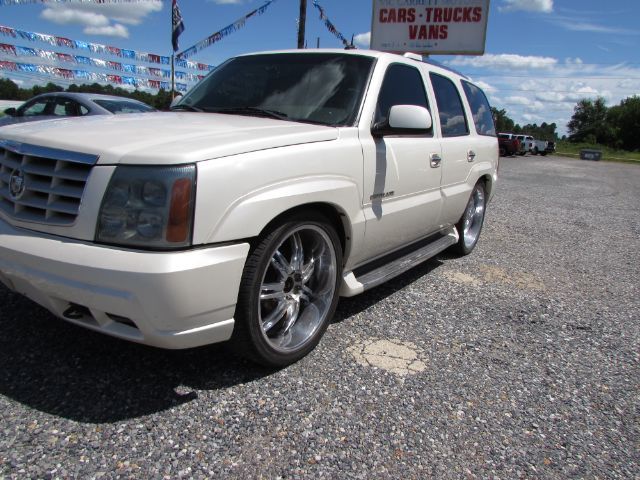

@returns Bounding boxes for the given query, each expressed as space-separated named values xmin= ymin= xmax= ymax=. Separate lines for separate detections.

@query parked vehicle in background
xmin=0 ymin=92 xmax=155 ymax=127
xmin=0 ymin=49 xmax=498 ymax=367
xmin=531 ymin=138 xmax=555 ymax=156
xmin=498 ymin=132 xmax=521 ymax=156
xmin=516 ymin=134 xmax=534 ymax=154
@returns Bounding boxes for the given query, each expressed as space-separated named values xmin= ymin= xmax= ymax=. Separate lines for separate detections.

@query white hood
xmin=0 ymin=112 xmax=339 ymax=165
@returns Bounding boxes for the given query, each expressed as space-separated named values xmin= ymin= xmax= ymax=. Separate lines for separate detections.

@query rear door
xmin=429 ymin=72 xmax=475 ymax=226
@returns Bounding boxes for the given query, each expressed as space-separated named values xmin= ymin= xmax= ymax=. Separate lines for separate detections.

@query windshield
xmin=177 ymin=53 xmax=375 ymax=127
xmin=93 ymin=99 xmax=155 ymax=114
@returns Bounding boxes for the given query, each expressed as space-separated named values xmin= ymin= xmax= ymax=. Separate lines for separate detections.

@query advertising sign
xmin=371 ymin=0 xmax=490 ymax=55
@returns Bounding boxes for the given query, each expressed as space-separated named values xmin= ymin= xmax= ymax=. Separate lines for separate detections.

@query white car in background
xmin=0 ymin=92 xmax=155 ymax=127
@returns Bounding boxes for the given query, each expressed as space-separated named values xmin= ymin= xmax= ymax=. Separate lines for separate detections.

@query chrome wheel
xmin=258 ymin=225 xmax=337 ymax=353
xmin=462 ymin=184 xmax=486 ymax=250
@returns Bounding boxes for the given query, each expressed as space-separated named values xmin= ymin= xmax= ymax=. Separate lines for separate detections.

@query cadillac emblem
xmin=9 ymin=168 xmax=26 ymax=200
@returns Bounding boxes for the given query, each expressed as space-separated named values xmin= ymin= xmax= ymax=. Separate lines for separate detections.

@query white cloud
xmin=84 ymin=23 xmax=129 ymax=39
xmin=500 ymin=0 xmax=553 ymax=13
xmin=448 ymin=54 xmax=557 ymax=70
xmin=353 ymin=32 xmax=371 ymax=49
xmin=40 ymin=1 xmax=161 ymax=38
xmin=505 ymin=96 xmax=531 ymax=106
xmin=41 ymin=8 xmax=110 ymax=27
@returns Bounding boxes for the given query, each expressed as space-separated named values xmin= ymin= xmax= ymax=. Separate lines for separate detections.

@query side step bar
xmin=340 ymin=227 xmax=458 ymax=297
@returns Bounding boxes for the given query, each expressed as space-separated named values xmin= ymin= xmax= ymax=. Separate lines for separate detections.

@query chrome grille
xmin=0 ymin=140 xmax=98 ymax=225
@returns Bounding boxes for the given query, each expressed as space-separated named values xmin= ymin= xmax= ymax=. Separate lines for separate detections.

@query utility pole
xmin=297 ymin=0 xmax=307 ymax=49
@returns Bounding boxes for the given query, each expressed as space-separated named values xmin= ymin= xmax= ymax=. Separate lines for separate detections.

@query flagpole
xmin=171 ymin=1 xmax=175 ymax=99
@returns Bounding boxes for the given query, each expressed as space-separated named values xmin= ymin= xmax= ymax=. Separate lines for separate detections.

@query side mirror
xmin=372 ymin=105 xmax=432 ymax=137
xmin=169 ymin=94 xmax=183 ymax=109
xmin=4 ymin=107 xmax=16 ymax=117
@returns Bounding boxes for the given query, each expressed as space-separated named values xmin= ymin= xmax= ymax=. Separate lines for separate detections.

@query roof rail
xmin=403 ymin=52 xmax=423 ymax=61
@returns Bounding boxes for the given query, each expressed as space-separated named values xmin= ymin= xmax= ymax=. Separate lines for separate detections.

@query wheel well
xmin=480 ymin=174 xmax=493 ymax=197
xmin=257 ymin=203 xmax=350 ymax=261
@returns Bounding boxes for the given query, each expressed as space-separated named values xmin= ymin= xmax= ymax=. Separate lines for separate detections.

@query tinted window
xmin=462 ymin=80 xmax=496 ymax=136
xmin=93 ymin=99 xmax=154 ymax=114
xmin=20 ymin=100 xmax=49 ymax=117
xmin=374 ymin=63 xmax=430 ymax=130
xmin=53 ymin=98 xmax=81 ymax=116
xmin=179 ymin=53 xmax=375 ymax=127
xmin=430 ymin=73 xmax=469 ymax=137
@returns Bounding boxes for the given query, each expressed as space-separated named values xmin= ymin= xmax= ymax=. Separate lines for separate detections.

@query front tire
xmin=452 ymin=182 xmax=486 ymax=256
xmin=233 ymin=213 xmax=342 ymax=367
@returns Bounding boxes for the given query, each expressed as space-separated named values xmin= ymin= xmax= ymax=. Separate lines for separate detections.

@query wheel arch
xmin=257 ymin=202 xmax=352 ymax=263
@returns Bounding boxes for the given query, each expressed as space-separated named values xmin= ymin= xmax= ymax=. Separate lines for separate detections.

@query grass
xmin=555 ymin=141 xmax=640 ymax=164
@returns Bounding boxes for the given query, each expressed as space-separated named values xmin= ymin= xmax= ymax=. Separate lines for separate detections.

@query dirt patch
xmin=347 ymin=339 xmax=427 ymax=376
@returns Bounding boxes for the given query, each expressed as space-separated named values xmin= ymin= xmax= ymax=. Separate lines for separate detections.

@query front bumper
xmin=0 ymin=218 xmax=250 ymax=349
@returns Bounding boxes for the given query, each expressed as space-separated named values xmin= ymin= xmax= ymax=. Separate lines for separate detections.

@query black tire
xmin=452 ymin=182 xmax=486 ymax=256
xmin=232 ymin=212 xmax=342 ymax=367
xmin=533 ymin=147 xmax=539 ymax=155
xmin=499 ymin=147 xmax=506 ymax=157
xmin=541 ymin=151 xmax=548 ymax=156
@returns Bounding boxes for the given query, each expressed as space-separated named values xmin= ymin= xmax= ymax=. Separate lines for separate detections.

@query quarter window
xmin=462 ymin=80 xmax=496 ymax=136
xmin=430 ymin=73 xmax=469 ymax=137
xmin=375 ymin=63 xmax=430 ymax=133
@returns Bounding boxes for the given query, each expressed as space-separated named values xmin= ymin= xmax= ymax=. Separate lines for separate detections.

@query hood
xmin=0 ymin=112 xmax=339 ymax=164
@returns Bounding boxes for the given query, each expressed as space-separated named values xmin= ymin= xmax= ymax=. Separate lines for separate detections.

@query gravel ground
xmin=1 ymin=155 xmax=638 ymax=479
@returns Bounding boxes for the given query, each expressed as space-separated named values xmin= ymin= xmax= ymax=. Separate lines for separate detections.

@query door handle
xmin=467 ymin=150 xmax=476 ymax=162
xmin=430 ymin=153 xmax=442 ymax=168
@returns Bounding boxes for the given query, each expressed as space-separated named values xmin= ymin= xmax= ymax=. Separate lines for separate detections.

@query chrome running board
xmin=340 ymin=227 xmax=459 ymax=297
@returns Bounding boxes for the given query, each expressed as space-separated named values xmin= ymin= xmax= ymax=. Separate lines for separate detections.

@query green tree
xmin=567 ymin=97 xmax=614 ymax=145
xmin=607 ymin=96 xmax=640 ymax=151
xmin=0 ymin=78 xmax=20 ymax=100
xmin=491 ymin=107 xmax=515 ymax=132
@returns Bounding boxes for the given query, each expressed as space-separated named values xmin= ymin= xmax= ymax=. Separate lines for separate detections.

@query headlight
xmin=96 ymin=165 xmax=196 ymax=249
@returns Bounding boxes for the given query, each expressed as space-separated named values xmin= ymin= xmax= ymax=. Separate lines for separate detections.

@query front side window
xmin=374 ymin=63 xmax=430 ymax=131
xmin=19 ymin=100 xmax=49 ymax=117
xmin=462 ymin=80 xmax=496 ymax=136
xmin=430 ymin=73 xmax=469 ymax=138
xmin=178 ymin=53 xmax=375 ymax=127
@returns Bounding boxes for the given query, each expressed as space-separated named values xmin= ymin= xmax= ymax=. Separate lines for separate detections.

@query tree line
xmin=0 ymin=78 xmax=174 ymax=110
xmin=492 ymin=94 xmax=640 ymax=152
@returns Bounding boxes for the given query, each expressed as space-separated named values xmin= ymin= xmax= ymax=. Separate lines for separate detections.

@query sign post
xmin=371 ymin=0 xmax=490 ymax=55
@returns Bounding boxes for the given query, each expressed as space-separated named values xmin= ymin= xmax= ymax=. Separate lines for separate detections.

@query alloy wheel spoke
xmin=301 ymin=258 xmax=315 ymax=284
xmin=291 ymin=232 xmax=304 ymax=271
xmin=300 ymin=285 xmax=313 ymax=303
xmin=281 ymin=300 xmax=301 ymax=336
xmin=260 ymin=282 xmax=286 ymax=301
xmin=271 ymin=249 xmax=291 ymax=277
xmin=262 ymin=299 xmax=288 ymax=333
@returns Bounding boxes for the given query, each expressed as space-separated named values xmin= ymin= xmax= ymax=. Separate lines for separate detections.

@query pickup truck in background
xmin=517 ymin=135 xmax=556 ymax=156
xmin=532 ymin=138 xmax=555 ymax=156
xmin=498 ymin=132 xmax=522 ymax=156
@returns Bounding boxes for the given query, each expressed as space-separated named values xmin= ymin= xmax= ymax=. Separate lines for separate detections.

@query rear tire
xmin=452 ymin=182 xmax=486 ymax=256
xmin=232 ymin=212 xmax=342 ymax=367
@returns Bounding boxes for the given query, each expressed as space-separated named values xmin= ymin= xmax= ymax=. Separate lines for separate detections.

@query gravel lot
xmin=1 ymin=155 xmax=638 ymax=479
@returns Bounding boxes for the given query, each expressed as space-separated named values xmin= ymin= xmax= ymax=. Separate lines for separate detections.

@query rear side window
xmin=429 ymin=73 xmax=469 ymax=137
xmin=375 ymin=63 xmax=430 ymax=132
xmin=462 ymin=80 xmax=496 ymax=136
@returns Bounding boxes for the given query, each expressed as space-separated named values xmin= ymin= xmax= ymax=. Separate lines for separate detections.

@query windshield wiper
xmin=170 ymin=104 xmax=203 ymax=112
xmin=205 ymin=107 xmax=289 ymax=121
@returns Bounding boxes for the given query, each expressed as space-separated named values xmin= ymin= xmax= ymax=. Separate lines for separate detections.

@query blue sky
xmin=1 ymin=0 xmax=639 ymax=134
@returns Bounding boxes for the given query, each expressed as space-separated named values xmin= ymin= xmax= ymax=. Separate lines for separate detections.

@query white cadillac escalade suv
xmin=0 ymin=50 xmax=498 ymax=366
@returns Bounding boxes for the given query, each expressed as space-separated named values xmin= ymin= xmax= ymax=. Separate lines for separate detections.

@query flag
xmin=172 ymin=0 xmax=185 ymax=52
